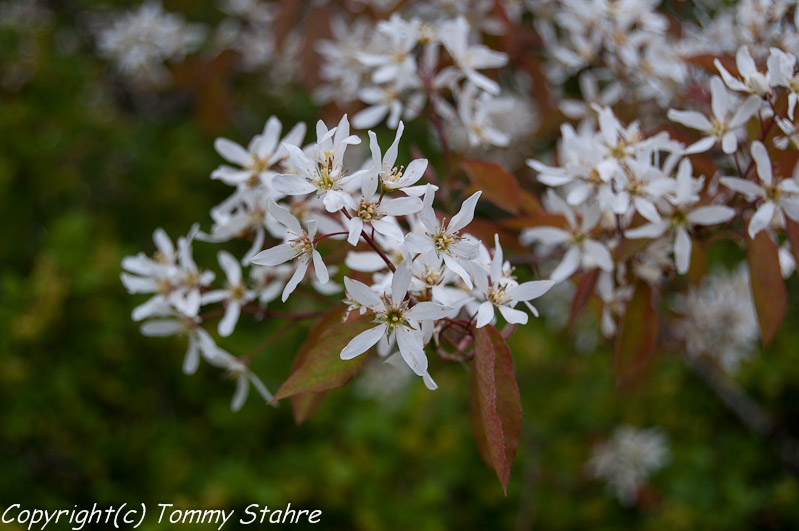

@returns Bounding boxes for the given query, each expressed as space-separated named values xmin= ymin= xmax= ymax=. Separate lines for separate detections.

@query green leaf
xmin=614 ymin=281 xmax=658 ymax=389
xmin=747 ymin=231 xmax=786 ymax=346
xmin=470 ymin=325 xmax=522 ymax=495
xmin=272 ymin=308 xmax=374 ymax=403
xmin=462 ymin=159 xmax=521 ymax=214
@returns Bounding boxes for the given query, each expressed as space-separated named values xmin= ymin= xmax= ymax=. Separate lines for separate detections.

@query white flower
xmin=96 ymin=1 xmax=205 ymax=86
xmin=203 ymin=346 xmax=274 ymax=412
xmin=200 ymin=251 xmax=255 ymax=337
xmin=356 ymin=14 xmax=420 ymax=85
xmin=456 ymin=83 xmax=511 ymax=147
xmin=406 ymin=189 xmax=482 ymax=288
xmin=520 ymin=192 xmax=613 ymax=282
xmin=626 ymin=159 xmax=736 ymax=274
xmin=364 ymin=122 xmax=428 ymax=192
xmin=715 ymin=45 xmax=772 ymax=97
xmin=211 ymin=116 xmax=306 ymax=188
xmin=272 ymin=115 xmax=362 ymax=212
xmin=672 ymin=265 xmax=758 ymax=372
xmin=439 ymin=16 xmax=508 ymax=95
xmin=767 ymin=47 xmax=799 ymax=119
xmin=720 ymin=141 xmax=799 ymax=238
xmin=474 ymin=235 xmax=554 ymax=327
xmin=139 ymin=315 xmax=217 ymax=375
xmin=249 ymin=199 xmax=329 ymax=301
xmin=340 ymin=261 xmax=451 ymax=389
xmin=586 ymin=425 xmax=669 ymax=506
xmin=343 ymin=129 xmax=424 ymax=245
xmin=667 ymin=76 xmax=761 ymax=154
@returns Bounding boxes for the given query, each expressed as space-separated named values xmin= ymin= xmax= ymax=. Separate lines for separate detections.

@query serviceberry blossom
xmin=586 ymin=425 xmax=670 ymax=506
xmin=341 ymin=261 xmax=451 ymax=389
xmin=626 ymin=160 xmax=735 ymax=274
xmin=200 ymin=251 xmax=255 ymax=337
xmin=667 ymin=76 xmax=761 ymax=155
xmin=473 ymin=236 xmax=555 ymax=328
xmin=521 ymin=192 xmax=613 ymax=282
xmin=96 ymin=1 xmax=205 ymax=86
xmin=249 ymin=199 xmax=329 ymax=301
xmin=720 ymin=141 xmax=799 ymax=238
xmin=715 ymin=45 xmax=772 ymax=97
xmin=406 ymin=189 xmax=482 ymax=289
xmin=273 ymin=115 xmax=363 ymax=212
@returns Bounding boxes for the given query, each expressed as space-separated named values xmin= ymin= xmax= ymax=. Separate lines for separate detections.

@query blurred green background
xmin=2 ymin=2 xmax=799 ymax=529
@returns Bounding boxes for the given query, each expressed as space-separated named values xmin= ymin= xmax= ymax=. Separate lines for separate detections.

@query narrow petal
xmin=448 ymin=191 xmax=481 ymax=232
xmin=550 ymin=246 xmax=581 ymax=282
xmin=687 ymin=205 xmax=736 ymax=225
xmin=250 ymin=243 xmax=295 ymax=266
xmin=406 ymin=301 xmax=453 ymax=321
xmin=498 ymin=305 xmax=529 ymax=325
xmin=475 ymin=301 xmax=495 ymax=328
xmin=312 ymin=250 xmax=329 ymax=284
xmin=748 ymin=202 xmax=776 ymax=238
xmin=281 ymin=262 xmax=307 ymax=302
xmin=391 ymin=260 xmax=412 ymax=303
xmin=231 ymin=374 xmax=249 ymax=412
xmin=674 ymin=227 xmax=692 ymax=274
xmin=219 ymin=302 xmax=240 ymax=337
xmin=751 ymin=141 xmax=773 ymax=185
xmin=214 ymin=138 xmax=251 ymax=167
xmin=720 ymin=177 xmax=764 ymax=197
xmin=396 ymin=327 xmax=428 ymax=376
xmin=344 ymin=277 xmax=383 ymax=310
xmin=266 ymin=198 xmax=303 ymax=234
xmin=509 ymin=280 xmax=556 ymax=301
xmin=218 ymin=250 xmax=241 ymax=284
xmin=341 ymin=324 xmax=387 ymax=360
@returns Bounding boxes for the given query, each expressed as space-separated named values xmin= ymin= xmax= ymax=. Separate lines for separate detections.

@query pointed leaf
xmin=290 ymin=392 xmax=327 ymax=425
xmin=747 ymin=231 xmax=786 ymax=346
xmin=463 ymin=160 xmax=521 ymax=214
xmin=614 ymin=281 xmax=658 ymax=389
xmin=273 ymin=308 xmax=373 ymax=402
xmin=569 ymin=268 xmax=599 ymax=326
xmin=470 ymin=325 xmax=522 ymax=495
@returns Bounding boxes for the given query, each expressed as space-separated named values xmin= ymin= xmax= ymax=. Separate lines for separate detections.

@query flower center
xmin=289 ymin=234 xmax=315 ymax=262
xmin=487 ymin=284 xmax=512 ymax=306
xmin=357 ymin=199 xmax=383 ymax=222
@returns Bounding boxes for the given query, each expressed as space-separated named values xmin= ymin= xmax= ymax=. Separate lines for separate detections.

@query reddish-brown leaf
xmin=746 ymin=231 xmax=786 ymax=346
xmin=462 ymin=159 xmax=522 ymax=214
xmin=786 ymin=218 xmax=799 ymax=267
xmin=272 ymin=308 xmax=373 ymax=402
xmin=569 ymin=268 xmax=599 ymax=326
xmin=614 ymin=281 xmax=658 ymax=389
xmin=501 ymin=213 xmax=567 ymax=231
xmin=470 ymin=325 xmax=523 ymax=495
xmin=686 ymin=237 xmax=708 ymax=287
xmin=290 ymin=392 xmax=327 ymax=425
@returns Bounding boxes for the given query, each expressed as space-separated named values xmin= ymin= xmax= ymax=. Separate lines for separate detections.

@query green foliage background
xmin=2 ymin=2 xmax=799 ymax=529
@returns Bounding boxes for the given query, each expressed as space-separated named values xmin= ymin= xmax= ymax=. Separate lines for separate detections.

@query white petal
xmin=281 ymin=262 xmax=307 ymax=302
xmin=748 ymin=202 xmax=776 ymax=238
xmin=625 ymin=222 xmax=668 ymax=239
xmin=475 ymin=301 xmax=495 ymax=328
xmin=583 ymin=240 xmax=614 ymax=271
xmin=395 ymin=327 xmax=428 ymax=376
xmin=214 ymin=138 xmax=251 ymax=167
xmin=372 ymin=218 xmax=405 ymax=243
xmin=250 ymin=243 xmax=295 ymax=266
xmin=231 ymin=374 xmax=249 ymax=412
xmin=442 ymin=254 xmax=473 ymax=289
xmin=721 ymin=131 xmax=738 ymax=154
xmin=391 ymin=260 xmax=412 ymax=303
xmin=344 ymin=277 xmax=383 ymax=310
xmin=448 ymin=191 xmax=481 ymax=233
xmin=509 ymin=280 xmax=556 ymax=301
xmin=687 ymin=205 xmax=736 ymax=225
xmin=674 ymin=227 xmax=692 ymax=274
xmin=340 ymin=324 xmax=387 ymax=360
xmin=183 ymin=337 xmax=200 ymax=375
xmin=218 ymin=250 xmax=241 ymax=284
xmin=266 ymin=198 xmax=303 ymax=234
xmin=519 ymin=227 xmax=570 ymax=246
xmin=219 ymin=302 xmax=240 ymax=337
xmin=751 ymin=140 xmax=773 ymax=185
xmin=272 ymin=174 xmax=317 ymax=196
xmin=667 ymin=109 xmax=711 ymax=131
xmin=550 ymin=246 xmax=581 ymax=282
xmin=312 ymin=250 xmax=329 ymax=284
xmin=406 ymin=302 xmax=452 ymax=321
xmin=498 ymin=305 xmax=529 ymax=325
xmin=140 ymin=319 xmax=182 ymax=337
xmin=720 ymin=177 xmax=764 ymax=197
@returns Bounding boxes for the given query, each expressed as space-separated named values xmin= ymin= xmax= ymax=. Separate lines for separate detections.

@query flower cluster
xmin=95 ymin=1 xmax=206 ymax=87
xmin=122 ymin=113 xmax=553 ymax=405
xmin=586 ymin=425 xmax=670 ymax=505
